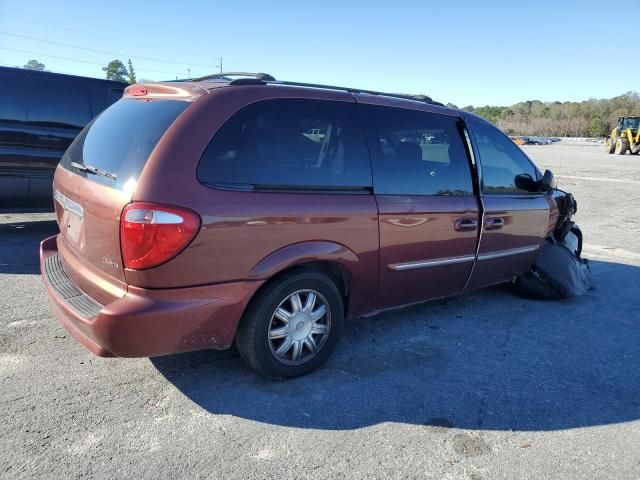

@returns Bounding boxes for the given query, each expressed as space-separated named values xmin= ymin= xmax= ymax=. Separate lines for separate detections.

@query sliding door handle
xmin=454 ymin=218 xmax=478 ymax=231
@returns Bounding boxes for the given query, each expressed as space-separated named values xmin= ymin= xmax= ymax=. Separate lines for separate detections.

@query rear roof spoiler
xmin=123 ymin=82 xmax=208 ymax=100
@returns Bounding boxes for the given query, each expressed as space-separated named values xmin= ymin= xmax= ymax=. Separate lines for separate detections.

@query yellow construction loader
xmin=605 ymin=116 xmax=640 ymax=155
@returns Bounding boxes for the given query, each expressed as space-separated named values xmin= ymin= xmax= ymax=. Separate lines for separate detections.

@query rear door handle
xmin=484 ymin=217 xmax=505 ymax=230
xmin=454 ymin=218 xmax=478 ymax=232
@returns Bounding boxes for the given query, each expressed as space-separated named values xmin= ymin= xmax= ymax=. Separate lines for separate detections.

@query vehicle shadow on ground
xmin=0 ymin=220 xmax=58 ymax=274
xmin=152 ymin=259 xmax=640 ymax=431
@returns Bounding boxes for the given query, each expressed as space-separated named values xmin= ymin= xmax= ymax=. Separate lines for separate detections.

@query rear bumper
xmin=40 ymin=235 xmax=263 ymax=357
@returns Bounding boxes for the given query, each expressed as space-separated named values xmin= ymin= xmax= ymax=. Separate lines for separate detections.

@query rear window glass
xmin=60 ymin=99 xmax=188 ymax=190
xmin=197 ymin=99 xmax=372 ymax=190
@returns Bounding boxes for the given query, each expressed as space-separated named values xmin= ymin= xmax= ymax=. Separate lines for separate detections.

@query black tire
xmin=605 ymin=137 xmax=615 ymax=154
xmin=515 ymin=224 xmax=585 ymax=300
xmin=235 ymin=270 xmax=344 ymax=379
xmin=513 ymin=268 xmax=563 ymax=300
xmin=615 ymin=138 xmax=629 ymax=155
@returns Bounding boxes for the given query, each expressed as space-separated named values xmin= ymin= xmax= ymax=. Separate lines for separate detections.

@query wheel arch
xmin=247 ymin=241 xmax=362 ymax=317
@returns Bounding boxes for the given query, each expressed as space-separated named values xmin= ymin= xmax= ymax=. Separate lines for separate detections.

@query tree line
xmin=447 ymin=92 xmax=640 ymax=137
xmin=101 ymin=59 xmax=137 ymax=84
xmin=23 ymin=58 xmax=140 ymax=84
xmin=20 ymin=58 xmax=639 ymax=136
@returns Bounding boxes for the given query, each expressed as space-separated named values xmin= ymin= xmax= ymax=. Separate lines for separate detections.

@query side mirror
xmin=515 ymin=173 xmax=537 ymax=192
xmin=539 ymin=169 xmax=556 ymax=192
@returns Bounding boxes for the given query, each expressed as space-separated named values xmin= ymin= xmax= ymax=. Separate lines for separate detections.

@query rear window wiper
xmin=70 ymin=162 xmax=118 ymax=181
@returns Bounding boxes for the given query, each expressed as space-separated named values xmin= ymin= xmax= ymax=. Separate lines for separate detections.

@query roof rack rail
xmin=192 ymin=72 xmax=276 ymax=82
xmin=190 ymin=73 xmax=444 ymax=107
xmin=266 ymin=80 xmax=444 ymax=107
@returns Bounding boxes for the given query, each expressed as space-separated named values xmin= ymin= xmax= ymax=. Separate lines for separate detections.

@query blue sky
xmin=0 ymin=0 xmax=631 ymax=106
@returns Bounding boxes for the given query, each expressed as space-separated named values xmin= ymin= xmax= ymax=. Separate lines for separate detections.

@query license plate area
xmin=55 ymin=190 xmax=85 ymax=248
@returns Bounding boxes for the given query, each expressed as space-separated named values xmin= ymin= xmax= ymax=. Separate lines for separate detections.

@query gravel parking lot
xmin=1 ymin=142 xmax=639 ymax=480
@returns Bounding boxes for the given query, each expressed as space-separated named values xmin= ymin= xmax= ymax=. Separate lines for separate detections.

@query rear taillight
xmin=120 ymin=202 xmax=200 ymax=270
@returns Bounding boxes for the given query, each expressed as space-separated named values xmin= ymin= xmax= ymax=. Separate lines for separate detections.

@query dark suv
xmin=0 ymin=67 xmax=125 ymax=206
xmin=40 ymin=73 xmax=562 ymax=378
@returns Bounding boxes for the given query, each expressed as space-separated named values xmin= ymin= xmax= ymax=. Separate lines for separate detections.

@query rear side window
xmin=28 ymin=79 xmax=92 ymax=128
xmin=197 ymin=99 xmax=372 ymax=190
xmin=360 ymin=104 xmax=473 ymax=195
xmin=60 ymin=99 xmax=188 ymax=190
xmin=469 ymin=117 xmax=539 ymax=194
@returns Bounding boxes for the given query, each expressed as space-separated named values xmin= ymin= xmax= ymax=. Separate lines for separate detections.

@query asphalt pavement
xmin=1 ymin=142 xmax=639 ymax=479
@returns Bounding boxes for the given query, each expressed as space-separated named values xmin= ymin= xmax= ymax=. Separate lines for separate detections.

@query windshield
xmin=622 ymin=118 xmax=640 ymax=130
xmin=60 ymin=98 xmax=189 ymax=190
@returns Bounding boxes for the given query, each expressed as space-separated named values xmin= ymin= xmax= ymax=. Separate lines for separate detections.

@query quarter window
xmin=359 ymin=104 xmax=473 ymax=196
xmin=470 ymin=117 xmax=539 ymax=194
xmin=197 ymin=99 xmax=372 ymax=190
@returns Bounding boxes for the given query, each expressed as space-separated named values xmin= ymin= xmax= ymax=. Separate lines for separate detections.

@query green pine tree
xmin=127 ymin=59 xmax=137 ymax=84
xmin=102 ymin=59 xmax=128 ymax=83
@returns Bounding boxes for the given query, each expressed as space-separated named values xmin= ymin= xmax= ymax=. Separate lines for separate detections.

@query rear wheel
xmin=615 ymin=137 xmax=629 ymax=155
xmin=605 ymin=137 xmax=615 ymax=154
xmin=235 ymin=271 xmax=343 ymax=378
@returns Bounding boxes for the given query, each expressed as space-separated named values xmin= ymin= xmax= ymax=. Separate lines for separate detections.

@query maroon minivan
xmin=40 ymin=73 xmax=562 ymax=378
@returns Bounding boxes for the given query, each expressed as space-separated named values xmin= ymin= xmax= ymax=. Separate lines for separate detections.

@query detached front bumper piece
xmin=40 ymin=235 xmax=263 ymax=357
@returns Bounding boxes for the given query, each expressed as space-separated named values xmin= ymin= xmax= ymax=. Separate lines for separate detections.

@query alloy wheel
xmin=267 ymin=289 xmax=331 ymax=365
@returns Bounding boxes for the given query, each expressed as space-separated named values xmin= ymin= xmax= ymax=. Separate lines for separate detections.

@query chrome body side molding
xmin=389 ymin=254 xmax=476 ymax=272
xmin=389 ymin=245 xmax=539 ymax=271
xmin=476 ymin=245 xmax=539 ymax=261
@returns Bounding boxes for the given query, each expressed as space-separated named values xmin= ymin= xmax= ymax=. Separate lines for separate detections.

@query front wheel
xmin=605 ymin=137 xmax=615 ymax=154
xmin=235 ymin=271 xmax=344 ymax=378
xmin=513 ymin=268 xmax=563 ymax=300
xmin=615 ymin=138 xmax=629 ymax=155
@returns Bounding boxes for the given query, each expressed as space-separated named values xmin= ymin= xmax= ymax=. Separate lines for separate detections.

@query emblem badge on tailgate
xmin=102 ymin=257 xmax=119 ymax=269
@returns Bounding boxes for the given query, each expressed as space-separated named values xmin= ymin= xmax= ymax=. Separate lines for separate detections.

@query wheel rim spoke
xmin=274 ymin=307 xmax=292 ymax=324
xmin=290 ymin=293 xmax=303 ymax=313
xmin=310 ymin=304 xmax=327 ymax=322
xmin=302 ymin=292 xmax=316 ymax=313
xmin=303 ymin=336 xmax=317 ymax=353
xmin=311 ymin=323 xmax=328 ymax=335
xmin=275 ymin=336 xmax=293 ymax=356
xmin=269 ymin=326 xmax=288 ymax=340
xmin=291 ymin=340 xmax=302 ymax=361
